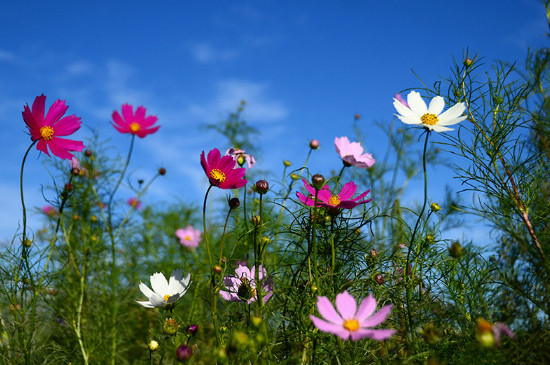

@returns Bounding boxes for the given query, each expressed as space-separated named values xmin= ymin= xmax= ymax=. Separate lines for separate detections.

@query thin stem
xmin=218 ymin=207 xmax=233 ymax=266
xmin=107 ymin=134 xmax=135 ymax=231
xmin=202 ymin=185 xmax=214 ymax=267
xmin=19 ymin=141 xmax=37 ymax=266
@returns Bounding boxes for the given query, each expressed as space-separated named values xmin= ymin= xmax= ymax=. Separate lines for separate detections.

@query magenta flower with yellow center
xmin=200 ymin=148 xmax=247 ymax=189
xmin=175 ymin=226 xmax=201 ymax=248
xmin=393 ymin=91 xmax=466 ymax=132
xmin=296 ymin=179 xmax=371 ymax=210
xmin=127 ymin=197 xmax=142 ymax=209
xmin=112 ymin=104 xmax=160 ymax=137
xmin=22 ymin=94 xmax=85 ymax=160
xmin=310 ymin=291 xmax=395 ymax=341
xmin=334 ymin=136 xmax=375 ymax=168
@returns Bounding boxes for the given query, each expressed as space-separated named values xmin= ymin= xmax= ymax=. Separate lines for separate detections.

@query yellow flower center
xmin=343 ymin=319 xmax=360 ymax=331
xmin=129 ymin=122 xmax=141 ymax=133
xmin=39 ymin=126 xmax=54 ymax=141
xmin=210 ymin=169 xmax=226 ymax=182
xmin=421 ymin=113 xmax=439 ymax=126
xmin=328 ymin=195 xmax=341 ymax=206
xmin=185 ymin=235 xmax=191 ymax=241
xmin=164 ymin=294 xmax=171 ymax=302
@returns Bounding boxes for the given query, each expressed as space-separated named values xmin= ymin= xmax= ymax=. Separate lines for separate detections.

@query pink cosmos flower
xmin=334 ymin=137 xmax=375 ymax=168
xmin=296 ymin=179 xmax=371 ymax=210
xmin=112 ymin=104 xmax=160 ymax=138
xmin=310 ymin=291 xmax=395 ymax=341
xmin=226 ymin=147 xmax=256 ymax=168
xmin=219 ymin=264 xmax=273 ymax=305
xmin=175 ymin=226 xmax=201 ymax=248
xmin=42 ymin=205 xmax=58 ymax=217
xmin=22 ymin=94 xmax=85 ymax=160
xmin=127 ymin=197 xmax=142 ymax=209
xmin=200 ymin=148 xmax=247 ymax=189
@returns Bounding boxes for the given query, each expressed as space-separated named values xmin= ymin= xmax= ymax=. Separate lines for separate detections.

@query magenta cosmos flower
xmin=310 ymin=291 xmax=395 ymax=341
xmin=334 ymin=136 xmax=375 ymax=168
xmin=219 ymin=264 xmax=273 ymax=305
xmin=112 ymin=104 xmax=160 ymax=137
xmin=296 ymin=179 xmax=371 ymax=210
xmin=201 ymin=148 xmax=247 ymax=189
xmin=175 ymin=226 xmax=201 ymax=248
xmin=127 ymin=197 xmax=141 ymax=209
xmin=22 ymin=94 xmax=85 ymax=160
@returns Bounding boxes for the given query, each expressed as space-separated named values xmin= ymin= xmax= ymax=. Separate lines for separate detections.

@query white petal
xmin=139 ymin=282 xmax=155 ymax=298
xmin=428 ymin=96 xmax=445 ymax=115
xmin=438 ymin=103 xmax=467 ymax=125
xmin=394 ymin=99 xmax=422 ymax=123
xmin=136 ymin=300 xmax=155 ymax=308
xmin=396 ymin=114 xmax=421 ymax=125
xmin=430 ymin=124 xmax=454 ymax=132
xmin=150 ymin=272 xmax=169 ymax=296
xmin=406 ymin=91 xmax=428 ymax=115
xmin=149 ymin=293 xmax=166 ymax=307
xmin=168 ymin=269 xmax=184 ymax=294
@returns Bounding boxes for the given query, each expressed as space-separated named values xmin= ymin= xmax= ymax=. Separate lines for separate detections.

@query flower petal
xmin=316 ymin=296 xmax=344 ymax=324
xmin=361 ymin=304 xmax=393 ymax=328
xmin=427 ymin=96 xmax=445 ymax=116
xmin=150 ymin=272 xmax=169 ymax=296
xmin=355 ymin=294 xmax=376 ymax=322
xmin=406 ymin=91 xmax=428 ymax=115
xmin=310 ymin=315 xmax=350 ymax=340
xmin=335 ymin=291 xmax=357 ymax=319
xmin=351 ymin=328 xmax=395 ymax=341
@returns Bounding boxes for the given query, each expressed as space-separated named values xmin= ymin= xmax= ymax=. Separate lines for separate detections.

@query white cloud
xmin=190 ymin=43 xmax=238 ymax=63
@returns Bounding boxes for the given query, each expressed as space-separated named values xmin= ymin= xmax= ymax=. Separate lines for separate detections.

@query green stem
xmin=202 ymin=185 xmax=214 ymax=267
xmin=19 ymin=141 xmax=37 ymax=266
xmin=218 ymin=207 xmax=233 ymax=266
xmin=107 ymin=134 xmax=135 ymax=230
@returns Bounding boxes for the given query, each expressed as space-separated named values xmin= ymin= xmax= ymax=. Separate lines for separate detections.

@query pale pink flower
xmin=220 ymin=264 xmax=273 ymax=304
xmin=175 ymin=226 xmax=201 ymax=248
xmin=334 ymin=137 xmax=375 ymax=168
xmin=226 ymin=148 xmax=256 ymax=168
xmin=310 ymin=291 xmax=395 ymax=341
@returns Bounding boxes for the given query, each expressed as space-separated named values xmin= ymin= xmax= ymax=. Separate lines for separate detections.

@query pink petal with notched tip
xmin=44 ymin=99 xmax=69 ymax=126
xmin=316 ymin=296 xmax=343 ymax=324
xmin=335 ymin=291 xmax=357 ymax=319
xmin=310 ymin=315 xmax=350 ymax=339
xmin=361 ymin=304 xmax=393 ymax=328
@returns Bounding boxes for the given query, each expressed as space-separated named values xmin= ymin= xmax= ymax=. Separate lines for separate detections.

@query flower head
xmin=296 ymin=179 xmax=371 ymax=211
xmin=42 ymin=205 xmax=58 ymax=217
xmin=22 ymin=94 xmax=85 ymax=159
xmin=334 ymin=137 xmax=375 ymax=168
xmin=137 ymin=269 xmax=191 ymax=308
xmin=219 ymin=264 xmax=273 ymax=304
xmin=226 ymin=148 xmax=256 ymax=168
xmin=175 ymin=226 xmax=201 ymax=248
xmin=201 ymin=148 xmax=247 ymax=189
xmin=112 ymin=104 xmax=160 ymax=137
xmin=393 ymin=91 xmax=466 ymax=132
xmin=127 ymin=197 xmax=141 ymax=209
xmin=310 ymin=291 xmax=395 ymax=341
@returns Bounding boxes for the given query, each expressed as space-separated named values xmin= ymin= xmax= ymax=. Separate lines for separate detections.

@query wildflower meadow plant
xmin=219 ymin=264 xmax=273 ymax=304
xmin=137 ymin=269 xmax=191 ymax=309
xmin=175 ymin=225 xmax=201 ymax=248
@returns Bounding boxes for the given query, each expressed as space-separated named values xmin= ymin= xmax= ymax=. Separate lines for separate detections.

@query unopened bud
xmin=425 ymin=234 xmax=435 ymax=244
xmin=158 ymin=167 xmax=166 ymax=175
xmin=354 ymin=113 xmax=361 ymax=120
xmin=163 ymin=318 xmax=179 ymax=336
xmin=229 ymin=197 xmax=240 ymax=209
xmin=84 ymin=149 xmax=92 ymax=157
xmin=175 ymin=345 xmax=193 ymax=361
xmin=311 ymin=174 xmax=325 ymax=189
xmin=374 ymin=274 xmax=384 ymax=285
xmin=64 ymin=183 xmax=73 ymax=192
xmin=71 ymin=167 xmax=80 ymax=176
xmin=463 ymin=58 xmax=473 ymax=68
xmin=290 ymin=173 xmax=299 ymax=180
xmin=283 ymin=160 xmax=291 ymax=167
xmin=213 ymin=265 xmax=222 ymax=274
xmin=237 ymin=155 xmax=246 ymax=166
xmin=449 ymin=241 xmax=464 ymax=258
xmin=309 ymin=139 xmax=320 ymax=149
xmin=370 ymin=249 xmax=378 ymax=258
xmin=148 ymin=340 xmax=159 ymax=351
xmin=24 ymin=238 xmax=32 ymax=247
xmin=90 ymin=215 xmax=97 ymax=223
xmin=251 ymin=215 xmax=261 ymax=225
xmin=430 ymin=203 xmax=441 ymax=212
xmin=255 ymin=180 xmax=269 ymax=194
xmin=251 ymin=316 xmax=262 ymax=328
xmin=186 ymin=324 xmax=199 ymax=336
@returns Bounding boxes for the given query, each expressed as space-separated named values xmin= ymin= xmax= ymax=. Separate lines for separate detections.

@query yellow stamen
xmin=164 ymin=294 xmax=171 ymax=302
xmin=210 ymin=169 xmax=226 ymax=182
xmin=421 ymin=113 xmax=439 ymax=126
xmin=39 ymin=126 xmax=54 ymax=141
xmin=343 ymin=318 xmax=360 ymax=332
xmin=129 ymin=122 xmax=141 ymax=133
xmin=185 ymin=235 xmax=191 ymax=241
xmin=328 ymin=195 xmax=341 ymax=206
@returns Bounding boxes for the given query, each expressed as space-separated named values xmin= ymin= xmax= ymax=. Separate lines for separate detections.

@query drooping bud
xmin=175 ymin=345 xmax=193 ymax=361
xmin=228 ymin=197 xmax=240 ymax=209
xmin=311 ymin=174 xmax=325 ymax=190
xmin=255 ymin=180 xmax=269 ymax=194
xmin=430 ymin=203 xmax=441 ymax=212
xmin=148 ymin=340 xmax=159 ymax=351
xmin=309 ymin=139 xmax=320 ymax=149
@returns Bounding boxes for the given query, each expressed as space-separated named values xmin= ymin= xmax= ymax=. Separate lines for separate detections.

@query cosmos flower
xmin=310 ymin=291 xmax=395 ymax=341
xmin=226 ymin=147 xmax=256 ymax=168
xmin=42 ymin=205 xmax=58 ymax=217
xmin=393 ymin=93 xmax=409 ymax=108
xmin=393 ymin=91 xmax=466 ymax=132
xmin=476 ymin=319 xmax=515 ymax=348
xmin=219 ymin=264 xmax=273 ymax=305
xmin=22 ymin=94 xmax=85 ymax=160
xmin=127 ymin=197 xmax=142 ymax=209
xmin=175 ymin=226 xmax=201 ymax=248
xmin=296 ymin=179 xmax=371 ymax=211
xmin=137 ymin=269 xmax=191 ymax=309
xmin=334 ymin=137 xmax=375 ymax=168
xmin=111 ymin=104 xmax=160 ymax=137
xmin=200 ymin=148 xmax=247 ymax=189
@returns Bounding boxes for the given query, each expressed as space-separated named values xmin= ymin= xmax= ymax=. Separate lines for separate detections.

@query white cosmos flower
xmin=393 ymin=91 xmax=467 ymax=132
xmin=137 ymin=269 xmax=191 ymax=308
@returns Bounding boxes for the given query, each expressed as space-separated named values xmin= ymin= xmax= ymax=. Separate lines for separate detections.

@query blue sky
xmin=0 ymin=0 xmax=547 ymax=242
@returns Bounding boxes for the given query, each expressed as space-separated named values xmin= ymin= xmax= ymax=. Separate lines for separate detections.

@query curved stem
xmin=218 ymin=207 xmax=233 ymax=266
xmin=19 ymin=141 xmax=37 ymax=264
xmin=107 ymin=134 xmax=135 ymax=230
xmin=202 ymin=184 xmax=214 ymax=267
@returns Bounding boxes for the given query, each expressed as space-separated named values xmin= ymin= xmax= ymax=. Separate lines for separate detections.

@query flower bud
xmin=354 ymin=113 xmax=361 ymax=120
xmin=283 ymin=160 xmax=291 ymax=167
xmin=162 ymin=318 xmax=179 ymax=336
xmin=430 ymin=203 xmax=440 ymax=212
xmin=158 ymin=167 xmax=166 ymax=176
xmin=261 ymin=236 xmax=271 ymax=245
xmin=148 ymin=340 xmax=159 ymax=351
xmin=213 ymin=265 xmax=222 ymax=274
xmin=449 ymin=241 xmax=464 ymax=258
xmin=309 ymin=139 xmax=320 ymax=149
xmin=425 ymin=234 xmax=435 ymax=244
xmin=311 ymin=283 xmax=317 ymax=293
xmin=290 ymin=173 xmax=299 ymax=180
xmin=64 ymin=183 xmax=74 ymax=192
xmin=84 ymin=149 xmax=92 ymax=157
xmin=71 ymin=167 xmax=80 ymax=176
xmin=463 ymin=58 xmax=473 ymax=68
xmin=186 ymin=324 xmax=199 ymax=336
xmin=175 ymin=345 xmax=193 ymax=361
xmin=90 ymin=215 xmax=98 ymax=223
xmin=311 ymin=174 xmax=325 ymax=190
xmin=255 ymin=180 xmax=269 ymax=194
xmin=251 ymin=316 xmax=262 ymax=328
xmin=24 ymin=238 xmax=32 ymax=247
xmin=370 ymin=249 xmax=378 ymax=258
xmin=374 ymin=273 xmax=384 ymax=285
xmin=237 ymin=155 xmax=246 ymax=166
xmin=228 ymin=197 xmax=240 ymax=209
xmin=251 ymin=215 xmax=261 ymax=225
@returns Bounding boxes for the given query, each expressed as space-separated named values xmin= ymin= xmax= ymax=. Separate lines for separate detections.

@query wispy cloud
xmin=190 ymin=42 xmax=239 ymax=63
